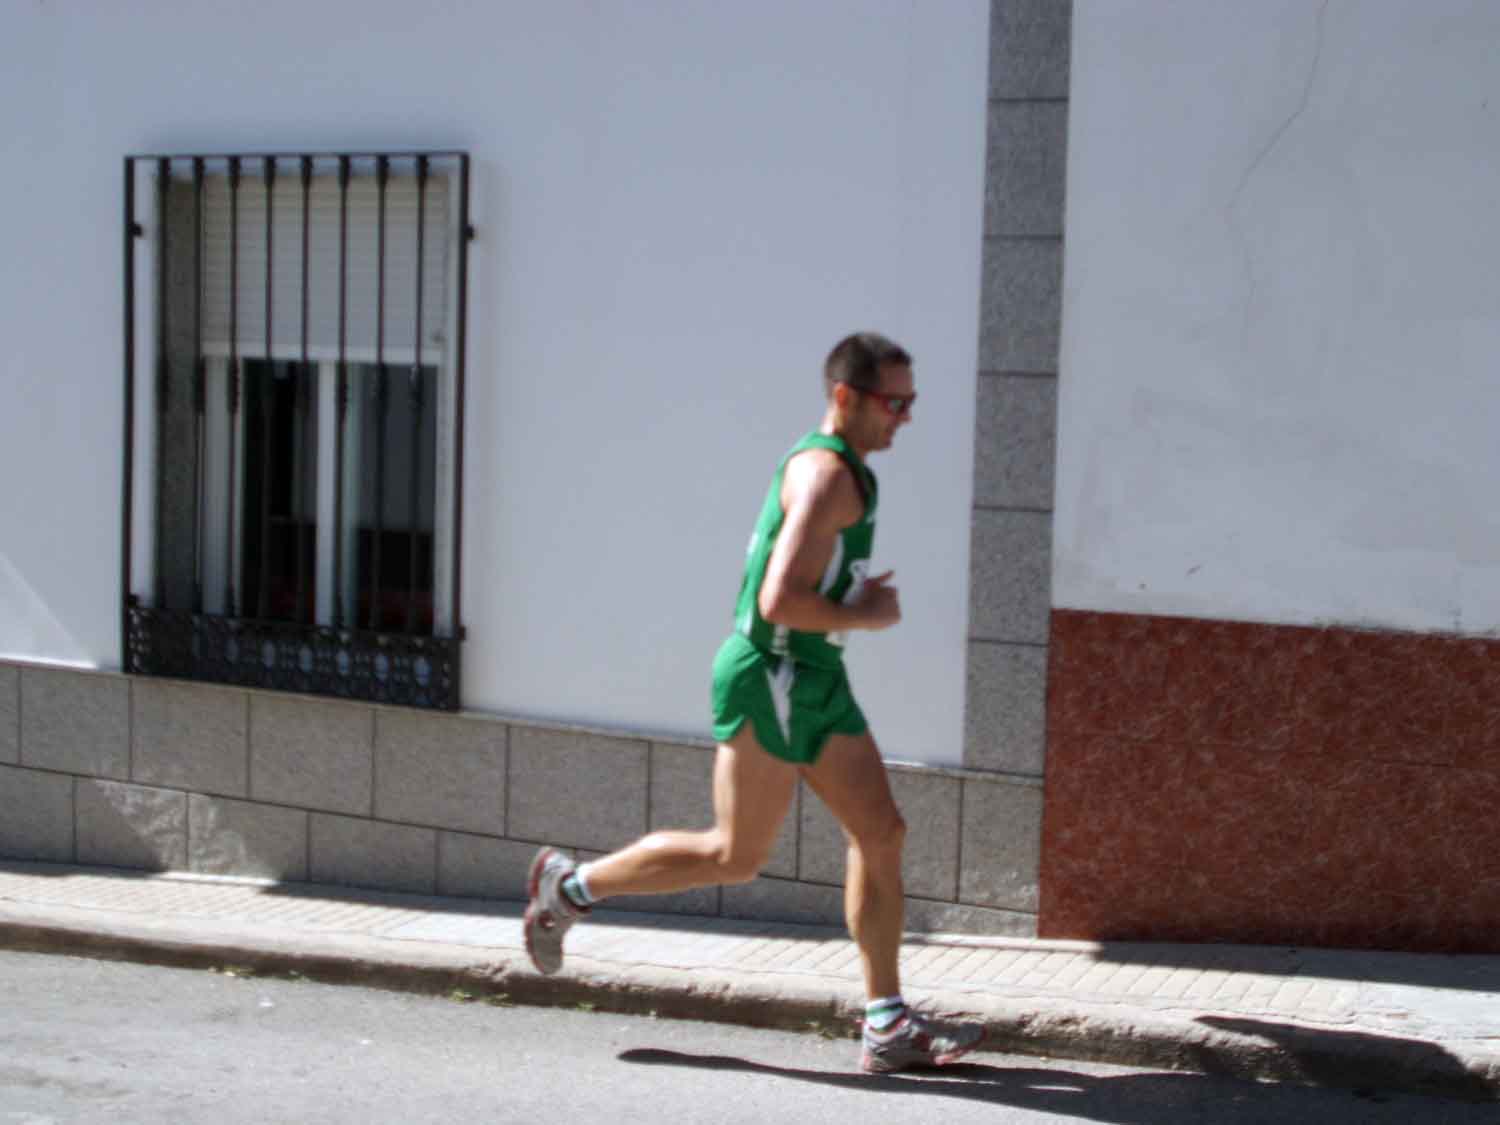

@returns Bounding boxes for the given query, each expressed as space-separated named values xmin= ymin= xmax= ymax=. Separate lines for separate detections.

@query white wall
xmin=1057 ymin=0 xmax=1500 ymax=636
xmin=0 ymin=1 xmax=988 ymax=763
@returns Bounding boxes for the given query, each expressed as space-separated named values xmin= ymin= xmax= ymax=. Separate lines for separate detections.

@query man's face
xmin=852 ymin=361 xmax=915 ymax=452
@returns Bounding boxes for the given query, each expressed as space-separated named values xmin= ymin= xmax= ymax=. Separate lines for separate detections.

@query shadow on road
xmin=618 ymin=1047 xmax=1494 ymax=1123
xmin=1193 ymin=1016 xmax=1495 ymax=1103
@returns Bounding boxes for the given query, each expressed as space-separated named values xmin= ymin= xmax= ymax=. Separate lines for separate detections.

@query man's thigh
xmin=712 ymin=724 xmax=799 ymax=865
xmin=800 ymin=729 xmax=901 ymax=843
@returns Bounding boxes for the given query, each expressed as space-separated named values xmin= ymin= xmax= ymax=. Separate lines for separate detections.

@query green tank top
xmin=732 ymin=431 xmax=878 ymax=668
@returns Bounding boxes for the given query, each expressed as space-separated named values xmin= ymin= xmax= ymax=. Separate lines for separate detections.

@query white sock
xmin=571 ymin=862 xmax=599 ymax=905
xmin=865 ymin=995 xmax=907 ymax=1033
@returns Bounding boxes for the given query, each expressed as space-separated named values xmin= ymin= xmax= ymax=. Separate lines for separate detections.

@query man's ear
xmin=831 ymin=382 xmax=855 ymax=411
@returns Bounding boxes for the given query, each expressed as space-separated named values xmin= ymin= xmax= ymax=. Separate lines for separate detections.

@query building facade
xmin=3 ymin=1 xmax=1497 ymax=953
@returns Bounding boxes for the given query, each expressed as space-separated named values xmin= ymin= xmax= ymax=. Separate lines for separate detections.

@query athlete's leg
xmin=578 ymin=724 xmax=797 ymax=898
xmin=800 ymin=730 xmax=906 ymax=1000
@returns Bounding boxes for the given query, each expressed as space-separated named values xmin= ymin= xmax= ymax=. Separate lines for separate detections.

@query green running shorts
xmin=710 ymin=632 xmax=868 ymax=765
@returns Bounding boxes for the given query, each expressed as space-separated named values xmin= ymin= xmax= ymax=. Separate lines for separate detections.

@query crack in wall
xmin=1229 ymin=0 xmax=1332 ymax=348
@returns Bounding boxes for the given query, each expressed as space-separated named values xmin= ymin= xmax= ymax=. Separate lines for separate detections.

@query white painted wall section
xmin=0 ymin=1 xmax=988 ymax=763
xmin=1057 ymin=0 xmax=1500 ymax=636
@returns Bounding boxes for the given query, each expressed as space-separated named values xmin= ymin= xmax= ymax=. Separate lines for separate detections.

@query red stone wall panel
xmin=1040 ymin=610 xmax=1500 ymax=953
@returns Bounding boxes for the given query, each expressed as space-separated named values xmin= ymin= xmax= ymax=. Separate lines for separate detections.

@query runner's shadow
xmin=618 ymin=1048 xmax=1494 ymax=1123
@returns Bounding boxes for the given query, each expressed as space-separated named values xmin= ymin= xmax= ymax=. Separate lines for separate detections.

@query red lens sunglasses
xmin=858 ymin=390 xmax=912 ymax=420
xmin=850 ymin=385 xmax=917 ymax=417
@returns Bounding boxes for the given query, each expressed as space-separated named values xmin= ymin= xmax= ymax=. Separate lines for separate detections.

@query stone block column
xmin=961 ymin=0 xmax=1071 ymax=920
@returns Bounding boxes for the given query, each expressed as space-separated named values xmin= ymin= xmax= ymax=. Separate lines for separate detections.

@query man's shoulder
xmin=782 ymin=446 xmax=862 ymax=524
xmin=784 ymin=444 xmax=854 ymax=487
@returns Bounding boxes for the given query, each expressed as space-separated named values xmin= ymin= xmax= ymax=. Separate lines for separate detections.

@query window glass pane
xmin=241 ymin=360 xmax=318 ymax=623
xmin=344 ymin=363 xmax=438 ymax=633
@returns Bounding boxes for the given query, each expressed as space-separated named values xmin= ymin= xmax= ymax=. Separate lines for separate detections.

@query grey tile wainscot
xmin=0 ymin=665 xmax=17 ymax=764
xmin=798 ymin=771 xmax=960 ymax=902
xmin=250 ymin=695 xmax=373 ymax=816
xmin=437 ymin=833 xmax=540 ymax=901
xmin=188 ymin=794 xmax=308 ymax=881
xmin=132 ymin=680 xmax=249 ymax=796
xmin=507 ymin=728 xmax=647 ymax=852
xmin=76 ymin=779 xmax=188 ymax=871
xmin=375 ymin=709 xmax=506 ymax=835
xmin=959 ymin=777 xmax=1042 ymax=912
xmin=20 ymin=667 xmax=129 ymax=780
xmin=309 ymin=814 xmax=436 ymax=895
xmin=0 ymin=764 xmax=74 ymax=862
xmin=650 ymin=741 xmax=797 ymax=879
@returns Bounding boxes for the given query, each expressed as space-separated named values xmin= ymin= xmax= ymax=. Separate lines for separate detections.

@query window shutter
xmin=197 ymin=165 xmax=449 ymax=365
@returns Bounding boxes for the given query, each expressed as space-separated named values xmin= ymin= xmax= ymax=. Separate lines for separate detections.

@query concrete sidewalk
xmin=1 ymin=860 xmax=1496 ymax=1102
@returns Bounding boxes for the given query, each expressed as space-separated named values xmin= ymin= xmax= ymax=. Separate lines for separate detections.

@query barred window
xmin=122 ymin=152 xmax=472 ymax=708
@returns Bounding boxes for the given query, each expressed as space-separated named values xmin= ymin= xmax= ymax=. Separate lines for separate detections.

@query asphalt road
xmin=0 ymin=950 xmax=1492 ymax=1124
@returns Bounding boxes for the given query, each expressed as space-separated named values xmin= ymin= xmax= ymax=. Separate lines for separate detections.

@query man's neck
xmin=819 ymin=415 xmax=871 ymax=460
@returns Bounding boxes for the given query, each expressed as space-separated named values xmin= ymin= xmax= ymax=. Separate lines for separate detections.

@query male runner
xmin=523 ymin=332 xmax=984 ymax=1073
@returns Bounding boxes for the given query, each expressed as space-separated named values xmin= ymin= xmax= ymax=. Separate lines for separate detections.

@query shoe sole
xmin=523 ymin=848 xmax=563 ymax=975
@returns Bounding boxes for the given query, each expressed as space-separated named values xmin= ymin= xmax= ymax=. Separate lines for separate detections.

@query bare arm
xmin=757 ymin=449 xmax=900 ymax=633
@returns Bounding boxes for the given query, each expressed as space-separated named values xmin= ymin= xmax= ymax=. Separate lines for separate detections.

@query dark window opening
xmin=122 ymin=151 xmax=471 ymax=709
xmin=241 ymin=360 xmax=318 ymax=625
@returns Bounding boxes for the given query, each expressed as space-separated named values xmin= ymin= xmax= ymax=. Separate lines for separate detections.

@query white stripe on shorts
xmin=767 ymin=660 xmax=795 ymax=744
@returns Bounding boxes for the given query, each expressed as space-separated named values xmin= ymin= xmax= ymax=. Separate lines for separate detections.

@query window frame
xmin=121 ymin=150 xmax=473 ymax=710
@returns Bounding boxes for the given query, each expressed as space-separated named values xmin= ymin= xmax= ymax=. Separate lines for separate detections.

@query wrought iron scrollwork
xmin=127 ymin=604 xmax=457 ymax=709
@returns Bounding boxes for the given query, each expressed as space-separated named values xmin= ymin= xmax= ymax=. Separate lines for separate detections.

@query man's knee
xmin=847 ymin=810 xmax=906 ymax=859
xmin=712 ymin=830 xmax=771 ymax=884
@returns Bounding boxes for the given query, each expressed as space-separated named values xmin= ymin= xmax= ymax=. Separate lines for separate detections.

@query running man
xmin=523 ymin=332 xmax=984 ymax=1073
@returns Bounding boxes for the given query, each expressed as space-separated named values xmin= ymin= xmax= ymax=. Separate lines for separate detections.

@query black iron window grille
xmin=122 ymin=152 xmax=472 ymax=709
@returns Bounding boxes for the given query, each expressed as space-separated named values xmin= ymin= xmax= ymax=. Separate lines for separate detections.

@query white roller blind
xmin=192 ymin=162 xmax=450 ymax=364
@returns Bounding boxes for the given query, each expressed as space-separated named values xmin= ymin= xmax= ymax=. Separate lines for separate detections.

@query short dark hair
xmin=823 ymin=332 xmax=912 ymax=398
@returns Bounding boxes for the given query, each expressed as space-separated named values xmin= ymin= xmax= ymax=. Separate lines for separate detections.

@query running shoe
xmin=860 ymin=1011 xmax=987 ymax=1074
xmin=523 ymin=847 xmax=588 ymax=975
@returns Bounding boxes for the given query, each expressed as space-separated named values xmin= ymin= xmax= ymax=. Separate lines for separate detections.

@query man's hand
xmin=852 ymin=570 xmax=901 ymax=630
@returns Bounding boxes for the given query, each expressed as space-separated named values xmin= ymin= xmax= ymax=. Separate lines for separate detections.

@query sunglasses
xmin=848 ymin=385 xmax=917 ymax=417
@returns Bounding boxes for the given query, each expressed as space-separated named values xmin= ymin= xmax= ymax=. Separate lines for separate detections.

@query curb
xmin=3 ymin=906 xmax=1497 ymax=1103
